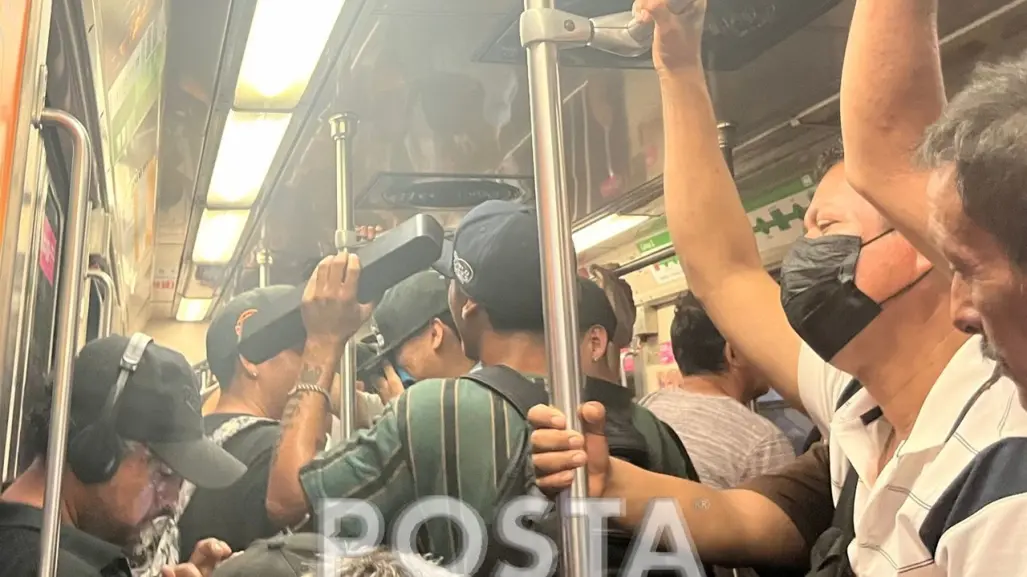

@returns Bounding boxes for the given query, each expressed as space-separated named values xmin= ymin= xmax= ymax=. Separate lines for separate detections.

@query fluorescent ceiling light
xmin=234 ymin=0 xmax=346 ymax=109
xmin=572 ymin=214 xmax=650 ymax=253
xmin=192 ymin=209 xmax=249 ymax=264
xmin=176 ymin=298 xmax=212 ymax=322
xmin=206 ymin=110 xmax=291 ymax=208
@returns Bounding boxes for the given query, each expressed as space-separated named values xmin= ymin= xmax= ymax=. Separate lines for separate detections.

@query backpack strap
xmin=802 ymin=379 xmax=863 ymax=451
xmin=460 ymin=365 xmax=550 ymax=419
xmin=835 ymin=379 xmax=863 ymax=411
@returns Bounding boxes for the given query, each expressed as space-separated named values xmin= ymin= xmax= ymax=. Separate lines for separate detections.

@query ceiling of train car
xmin=152 ymin=0 xmax=1027 ymax=321
xmin=149 ymin=1 xmax=233 ymax=321
xmin=241 ymin=0 xmax=1024 ymax=287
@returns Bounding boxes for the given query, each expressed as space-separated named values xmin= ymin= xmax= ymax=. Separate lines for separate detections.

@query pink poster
xmin=658 ymin=341 xmax=675 ymax=365
xmin=39 ymin=217 xmax=56 ymax=285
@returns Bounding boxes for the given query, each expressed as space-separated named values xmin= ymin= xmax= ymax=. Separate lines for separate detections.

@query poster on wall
xmin=101 ymin=0 xmax=166 ymax=306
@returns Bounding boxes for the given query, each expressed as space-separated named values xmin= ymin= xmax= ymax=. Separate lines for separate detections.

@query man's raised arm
xmin=841 ymin=0 xmax=947 ymax=267
xmin=641 ymin=0 xmax=803 ymax=409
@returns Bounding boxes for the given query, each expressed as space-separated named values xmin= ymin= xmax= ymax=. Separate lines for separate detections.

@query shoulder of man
xmin=399 ymin=377 xmax=531 ymax=507
xmin=628 ymin=403 xmax=699 ymax=480
xmin=796 ymin=341 xmax=857 ymax=435
xmin=920 ymin=436 xmax=1027 ymax=566
xmin=399 ymin=377 xmax=520 ymax=450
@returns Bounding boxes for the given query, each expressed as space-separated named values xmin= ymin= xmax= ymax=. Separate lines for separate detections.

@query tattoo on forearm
xmin=299 ymin=363 xmax=324 ymax=386
xmin=271 ymin=362 xmax=328 ymax=467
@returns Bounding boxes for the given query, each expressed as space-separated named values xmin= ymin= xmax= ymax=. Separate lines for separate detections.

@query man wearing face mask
xmin=542 ymin=1 xmax=1022 ymax=575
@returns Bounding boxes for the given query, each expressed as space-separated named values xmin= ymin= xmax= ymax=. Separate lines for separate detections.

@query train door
xmin=3 ymin=136 xmax=66 ymax=477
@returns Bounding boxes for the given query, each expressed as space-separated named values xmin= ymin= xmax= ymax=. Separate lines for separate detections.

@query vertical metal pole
xmin=329 ymin=113 xmax=358 ymax=443
xmin=85 ymin=269 xmax=116 ymax=338
xmin=521 ymin=4 xmax=589 ymax=576
xmin=256 ymin=224 xmax=271 ymax=288
xmin=35 ymin=109 xmax=92 ymax=577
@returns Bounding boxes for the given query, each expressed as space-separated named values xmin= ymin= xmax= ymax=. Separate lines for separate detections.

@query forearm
xmin=841 ymin=0 xmax=945 ymax=264
xmin=660 ymin=69 xmax=764 ymax=300
xmin=265 ymin=340 xmax=340 ymax=525
xmin=604 ymin=459 xmax=805 ymax=567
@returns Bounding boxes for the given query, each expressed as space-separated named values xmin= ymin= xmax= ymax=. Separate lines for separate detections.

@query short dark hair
xmin=482 ymin=302 xmax=545 ymax=333
xmin=669 ymin=291 xmax=728 ymax=376
xmin=917 ymin=54 xmax=1027 ymax=268
xmin=814 ymin=140 xmax=845 ymax=183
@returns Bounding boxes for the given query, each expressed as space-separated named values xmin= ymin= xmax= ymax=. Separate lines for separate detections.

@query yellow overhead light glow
xmin=572 ymin=214 xmax=650 ymax=253
xmin=192 ymin=209 xmax=249 ymax=264
xmin=205 ymin=110 xmax=291 ymax=208
xmin=234 ymin=0 xmax=346 ymax=109
xmin=176 ymin=298 xmax=213 ymax=322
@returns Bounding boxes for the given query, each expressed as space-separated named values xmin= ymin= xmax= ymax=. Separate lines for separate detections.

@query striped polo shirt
xmin=299 ymin=375 xmax=696 ymax=564
xmin=797 ymin=335 xmax=1027 ymax=576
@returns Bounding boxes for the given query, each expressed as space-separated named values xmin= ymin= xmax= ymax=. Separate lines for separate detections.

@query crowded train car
xmin=2 ymin=0 xmax=1027 ymax=575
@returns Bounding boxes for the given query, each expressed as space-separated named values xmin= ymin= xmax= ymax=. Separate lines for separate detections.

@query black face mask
xmin=779 ymin=232 xmax=892 ymax=361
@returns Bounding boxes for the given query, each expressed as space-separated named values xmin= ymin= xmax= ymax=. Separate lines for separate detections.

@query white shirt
xmin=797 ymin=334 xmax=1027 ymax=576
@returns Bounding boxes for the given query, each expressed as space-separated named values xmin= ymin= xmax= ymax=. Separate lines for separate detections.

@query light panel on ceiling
xmin=192 ymin=209 xmax=250 ymax=264
xmin=205 ymin=110 xmax=291 ymax=208
xmin=233 ymin=0 xmax=346 ymax=109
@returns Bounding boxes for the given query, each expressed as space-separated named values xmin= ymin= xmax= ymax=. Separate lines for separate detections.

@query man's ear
xmin=723 ymin=341 xmax=741 ymax=368
xmin=238 ymin=356 xmax=259 ymax=380
xmin=429 ymin=318 xmax=446 ymax=351
xmin=585 ymin=326 xmax=608 ymax=360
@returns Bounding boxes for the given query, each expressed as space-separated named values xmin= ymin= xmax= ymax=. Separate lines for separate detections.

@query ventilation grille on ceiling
xmin=477 ymin=0 xmax=844 ymax=71
xmin=359 ymin=172 xmax=535 ymax=210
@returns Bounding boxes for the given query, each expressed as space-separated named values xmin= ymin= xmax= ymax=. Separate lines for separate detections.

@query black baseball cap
xmin=433 ymin=200 xmax=550 ymax=323
xmin=206 ymin=286 xmax=298 ymax=387
xmin=578 ymin=277 xmax=619 ymax=339
xmin=359 ymin=270 xmax=450 ymax=373
xmin=71 ymin=335 xmax=246 ymax=489
xmin=211 ymin=533 xmax=321 ymax=577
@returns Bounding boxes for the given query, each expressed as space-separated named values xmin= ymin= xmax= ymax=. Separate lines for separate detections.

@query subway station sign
xmin=636 ymin=174 xmax=816 ymax=285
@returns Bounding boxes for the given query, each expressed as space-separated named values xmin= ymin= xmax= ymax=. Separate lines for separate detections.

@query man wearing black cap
xmin=360 ymin=269 xmax=473 ymax=398
xmin=175 ymin=270 xmax=370 ymax=562
xmin=0 ymin=334 xmax=245 ymax=577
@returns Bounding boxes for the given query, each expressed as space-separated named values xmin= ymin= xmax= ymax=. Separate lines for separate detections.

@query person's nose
xmin=950 ymin=274 xmax=983 ymax=335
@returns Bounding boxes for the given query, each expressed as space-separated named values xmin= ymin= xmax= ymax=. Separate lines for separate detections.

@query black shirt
xmin=177 ymin=414 xmax=282 ymax=555
xmin=0 ymin=501 xmax=131 ymax=577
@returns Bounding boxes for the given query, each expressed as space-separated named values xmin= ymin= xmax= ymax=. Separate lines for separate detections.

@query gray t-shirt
xmin=639 ymin=388 xmax=795 ymax=489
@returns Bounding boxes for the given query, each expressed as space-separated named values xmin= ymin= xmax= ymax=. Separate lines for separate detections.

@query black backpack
xmin=462 ymin=365 xmax=711 ymax=577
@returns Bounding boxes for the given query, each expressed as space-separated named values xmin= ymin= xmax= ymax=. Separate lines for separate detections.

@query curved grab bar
xmin=85 ymin=269 xmax=116 ymax=339
xmin=36 ymin=108 xmax=93 ymax=577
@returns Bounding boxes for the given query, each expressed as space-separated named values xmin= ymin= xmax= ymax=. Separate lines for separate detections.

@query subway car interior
xmin=3 ymin=0 xmax=1027 ymax=573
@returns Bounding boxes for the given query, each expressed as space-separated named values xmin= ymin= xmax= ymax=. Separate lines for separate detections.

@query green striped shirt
xmin=299 ymin=377 xmax=521 ymax=561
xmin=299 ymin=376 xmax=695 ymax=562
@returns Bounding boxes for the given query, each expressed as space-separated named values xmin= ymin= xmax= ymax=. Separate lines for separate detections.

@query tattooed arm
xmin=265 ymin=339 xmax=340 ymax=527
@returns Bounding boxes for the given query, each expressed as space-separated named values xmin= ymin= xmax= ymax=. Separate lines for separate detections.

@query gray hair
xmin=917 ymin=51 xmax=1027 ymax=268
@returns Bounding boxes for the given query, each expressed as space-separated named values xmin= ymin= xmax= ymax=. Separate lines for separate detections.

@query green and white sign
xmin=635 ymin=174 xmax=816 ymax=285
